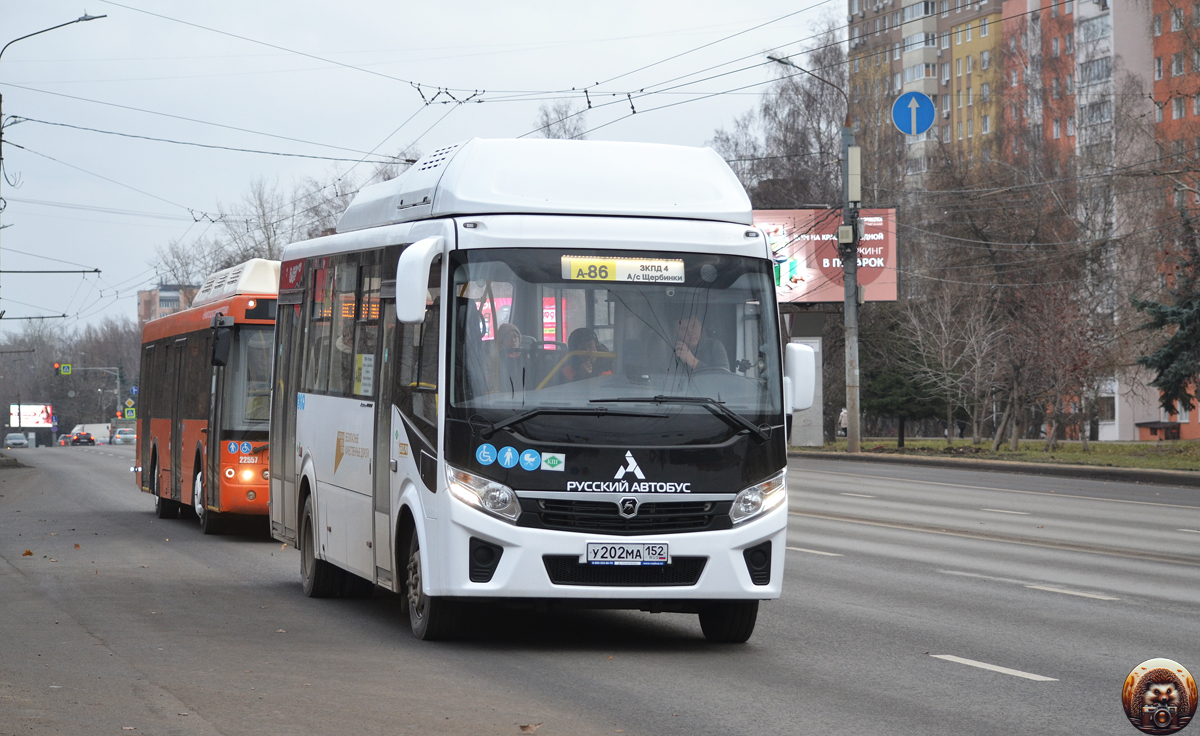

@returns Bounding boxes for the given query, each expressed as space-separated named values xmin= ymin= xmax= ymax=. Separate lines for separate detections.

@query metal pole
xmin=840 ymin=127 xmax=862 ymax=454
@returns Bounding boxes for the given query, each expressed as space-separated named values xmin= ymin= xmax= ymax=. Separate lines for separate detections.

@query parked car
xmin=113 ymin=428 xmax=137 ymax=445
xmin=70 ymin=432 xmax=95 ymax=446
xmin=4 ymin=433 xmax=28 ymax=449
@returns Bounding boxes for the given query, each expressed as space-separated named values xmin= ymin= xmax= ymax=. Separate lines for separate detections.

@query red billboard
xmin=753 ymin=208 xmax=898 ymax=303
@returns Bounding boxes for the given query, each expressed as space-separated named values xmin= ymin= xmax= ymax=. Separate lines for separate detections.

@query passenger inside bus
xmin=492 ymin=322 xmax=525 ymax=394
xmin=672 ymin=315 xmax=729 ymax=372
xmin=560 ymin=327 xmax=612 ymax=383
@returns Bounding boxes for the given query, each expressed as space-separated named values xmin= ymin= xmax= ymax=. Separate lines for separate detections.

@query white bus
xmin=269 ymin=138 xmax=815 ymax=642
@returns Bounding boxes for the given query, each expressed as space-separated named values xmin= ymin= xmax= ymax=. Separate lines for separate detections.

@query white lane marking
xmin=1180 ymin=529 xmax=1200 ymax=533
xmin=788 ymin=466 xmax=1200 ymax=510
xmin=981 ymin=508 xmax=1030 ymax=515
xmin=939 ymin=570 xmax=1031 ymax=585
xmin=1024 ymin=585 xmax=1119 ymax=600
xmin=930 ymin=654 xmax=1057 ymax=681
xmin=785 ymin=546 xmax=842 ymax=557
xmin=840 ymin=492 xmax=876 ymax=498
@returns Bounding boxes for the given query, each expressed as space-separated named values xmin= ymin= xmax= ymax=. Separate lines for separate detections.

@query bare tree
xmin=535 ymin=100 xmax=588 ymax=140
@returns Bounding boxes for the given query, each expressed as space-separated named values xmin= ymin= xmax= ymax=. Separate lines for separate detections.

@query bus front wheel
xmin=404 ymin=532 xmax=458 ymax=640
xmin=698 ymin=600 xmax=759 ymax=643
xmin=300 ymin=496 xmax=342 ymax=597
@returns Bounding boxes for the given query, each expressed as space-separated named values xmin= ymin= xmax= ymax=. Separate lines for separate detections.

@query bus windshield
xmin=223 ymin=325 xmax=272 ymax=436
xmin=449 ymin=248 xmax=782 ymax=445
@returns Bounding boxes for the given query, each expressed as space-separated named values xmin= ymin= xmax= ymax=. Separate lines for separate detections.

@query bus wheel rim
xmin=407 ymin=548 xmax=423 ymax=618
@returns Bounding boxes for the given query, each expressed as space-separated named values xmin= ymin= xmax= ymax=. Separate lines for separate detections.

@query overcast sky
xmin=1 ymin=0 xmax=836 ymax=329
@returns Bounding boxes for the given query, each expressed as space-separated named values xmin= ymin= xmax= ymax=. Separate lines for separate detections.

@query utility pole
xmin=768 ymin=54 xmax=862 ymax=452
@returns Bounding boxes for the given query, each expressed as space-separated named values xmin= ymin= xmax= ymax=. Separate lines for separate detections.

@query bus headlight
xmin=729 ymin=471 xmax=787 ymax=524
xmin=446 ymin=466 xmax=520 ymax=523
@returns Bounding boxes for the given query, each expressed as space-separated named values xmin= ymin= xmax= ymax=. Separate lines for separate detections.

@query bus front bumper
xmin=427 ymin=497 xmax=788 ymax=600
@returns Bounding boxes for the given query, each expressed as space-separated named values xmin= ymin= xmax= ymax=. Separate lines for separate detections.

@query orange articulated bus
xmin=136 ymin=259 xmax=280 ymax=533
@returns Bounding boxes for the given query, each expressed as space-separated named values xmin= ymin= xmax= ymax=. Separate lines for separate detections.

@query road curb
xmin=787 ymin=450 xmax=1200 ymax=488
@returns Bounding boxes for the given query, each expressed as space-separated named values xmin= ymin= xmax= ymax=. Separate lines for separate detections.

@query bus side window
xmin=353 ymin=262 xmax=382 ymax=398
xmin=303 ymin=260 xmax=333 ymax=393
xmin=327 ymin=256 xmax=360 ymax=397
xmin=395 ymin=259 xmax=441 ymax=452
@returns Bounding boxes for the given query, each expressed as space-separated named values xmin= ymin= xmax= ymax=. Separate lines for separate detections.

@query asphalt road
xmin=1 ymin=447 xmax=1198 ymax=735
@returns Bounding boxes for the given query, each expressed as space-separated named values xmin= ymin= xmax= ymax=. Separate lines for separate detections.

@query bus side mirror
xmin=396 ymin=236 xmax=445 ymax=324
xmin=784 ymin=343 xmax=815 ymax=413
xmin=212 ymin=327 xmax=232 ymax=367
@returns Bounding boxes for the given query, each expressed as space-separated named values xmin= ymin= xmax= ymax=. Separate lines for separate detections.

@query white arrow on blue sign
xmin=891 ymin=91 xmax=935 ymax=136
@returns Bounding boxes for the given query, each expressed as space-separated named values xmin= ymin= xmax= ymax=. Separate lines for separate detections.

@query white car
xmin=113 ymin=428 xmax=137 ymax=445
xmin=4 ymin=433 xmax=29 ymax=449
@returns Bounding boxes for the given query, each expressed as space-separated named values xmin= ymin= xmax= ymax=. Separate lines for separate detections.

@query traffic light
xmin=53 ymin=362 xmax=61 ymax=375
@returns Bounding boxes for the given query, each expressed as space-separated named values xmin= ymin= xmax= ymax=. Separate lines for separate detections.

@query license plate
xmin=583 ymin=542 xmax=669 ymax=566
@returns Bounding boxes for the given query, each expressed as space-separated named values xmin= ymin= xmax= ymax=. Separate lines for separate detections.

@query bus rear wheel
xmin=698 ymin=600 xmax=759 ymax=643
xmin=300 ymin=496 xmax=342 ymax=598
xmin=195 ymin=470 xmax=223 ymax=535
xmin=404 ymin=532 xmax=458 ymax=640
xmin=151 ymin=461 xmax=179 ymax=519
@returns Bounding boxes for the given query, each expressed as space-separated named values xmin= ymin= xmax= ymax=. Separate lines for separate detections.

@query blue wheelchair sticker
xmin=240 ymin=442 xmax=252 ymax=454
xmin=497 ymin=446 xmax=519 ymax=469
xmin=519 ymin=449 xmax=541 ymax=471
xmin=476 ymin=443 xmax=497 ymax=466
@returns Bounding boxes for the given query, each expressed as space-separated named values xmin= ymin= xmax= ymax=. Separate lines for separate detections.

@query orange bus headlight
xmin=241 ymin=469 xmax=255 ymax=482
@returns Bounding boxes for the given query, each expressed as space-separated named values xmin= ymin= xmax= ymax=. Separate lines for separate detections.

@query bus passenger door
xmin=372 ymin=300 xmax=397 ymax=586
xmin=271 ymin=302 xmax=303 ymax=542
xmin=169 ymin=337 xmax=187 ymax=502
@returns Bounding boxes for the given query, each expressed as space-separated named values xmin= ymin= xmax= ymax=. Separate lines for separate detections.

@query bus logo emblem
xmin=614 ymin=451 xmax=645 ymax=480
xmin=618 ymin=497 xmax=639 ymax=518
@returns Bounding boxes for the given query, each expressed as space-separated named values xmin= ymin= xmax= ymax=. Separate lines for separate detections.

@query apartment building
xmin=850 ymin=0 xmax=1172 ymax=441
xmin=848 ymin=0 xmax=1004 ymax=174
xmin=137 ymin=283 xmax=198 ymax=328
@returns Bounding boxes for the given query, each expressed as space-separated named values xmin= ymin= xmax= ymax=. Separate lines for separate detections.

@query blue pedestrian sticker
xmin=227 ymin=441 xmax=239 ymax=454
xmin=519 ymin=449 xmax=541 ymax=471
xmin=476 ymin=443 xmax=497 ymax=466
xmin=497 ymin=446 xmax=519 ymax=469
xmin=240 ymin=442 xmax=252 ymax=454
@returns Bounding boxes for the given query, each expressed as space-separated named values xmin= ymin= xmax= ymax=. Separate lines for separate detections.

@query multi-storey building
xmin=848 ymin=0 xmax=1004 ymax=174
xmin=137 ymin=283 xmax=198 ymax=328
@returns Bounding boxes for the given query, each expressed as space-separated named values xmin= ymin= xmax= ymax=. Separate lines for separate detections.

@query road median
xmin=788 ymin=449 xmax=1200 ymax=488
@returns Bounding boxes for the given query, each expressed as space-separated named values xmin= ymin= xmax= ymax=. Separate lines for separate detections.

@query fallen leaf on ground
xmin=22 ymin=550 xmax=31 ymax=557
xmin=518 ymin=724 xmax=543 ymax=733
xmin=276 ymin=629 xmax=286 ymax=633
xmin=280 ymin=543 xmax=287 ymax=550
xmin=74 ymin=544 xmax=80 ymax=549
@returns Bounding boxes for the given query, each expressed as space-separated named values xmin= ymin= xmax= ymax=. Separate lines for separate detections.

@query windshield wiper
xmin=590 ymin=395 xmax=771 ymax=442
xmin=479 ymin=407 xmax=663 ymax=439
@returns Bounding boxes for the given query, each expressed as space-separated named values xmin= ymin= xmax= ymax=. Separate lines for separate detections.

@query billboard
xmin=753 ymin=208 xmax=898 ymax=303
xmin=9 ymin=404 xmax=54 ymax=428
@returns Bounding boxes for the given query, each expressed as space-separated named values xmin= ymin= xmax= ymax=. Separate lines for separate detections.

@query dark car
xmin=70 ymin=432 xmax=95 ymax=446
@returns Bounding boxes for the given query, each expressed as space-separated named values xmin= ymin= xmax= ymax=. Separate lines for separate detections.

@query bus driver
xmin=673 ymin=315 xmax=729 ymax=372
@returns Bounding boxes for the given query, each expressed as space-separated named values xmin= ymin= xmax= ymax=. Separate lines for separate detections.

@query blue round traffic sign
xmin=891 ymin=91 xmax=936 ymax=136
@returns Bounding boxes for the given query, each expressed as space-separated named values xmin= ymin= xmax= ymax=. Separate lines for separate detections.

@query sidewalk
xmin=788 ymin=449 xmax=1200 ymax=488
